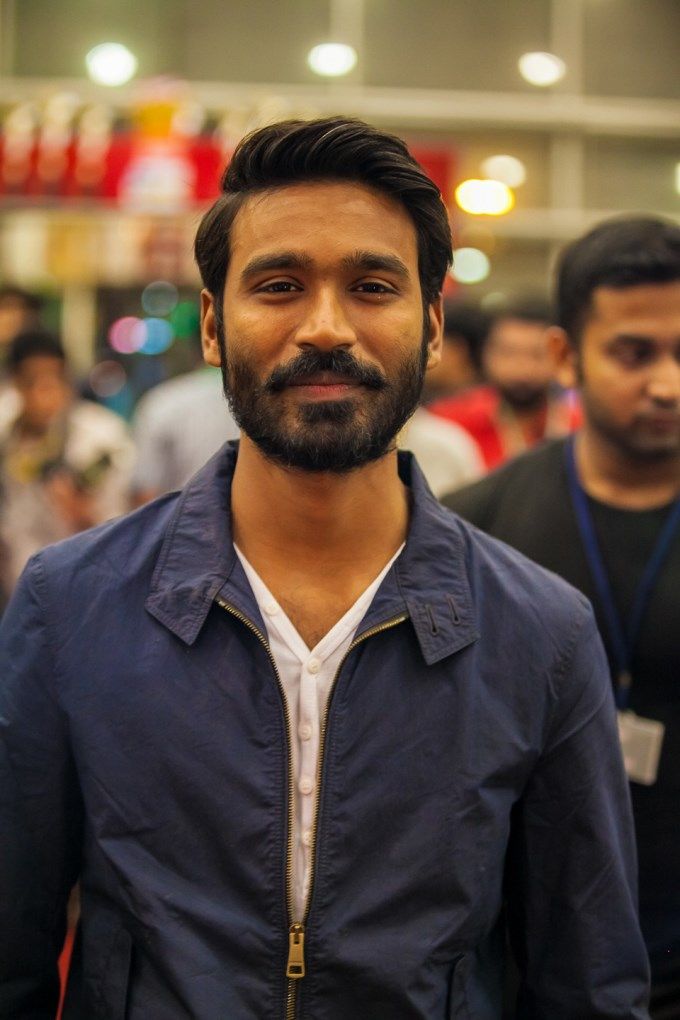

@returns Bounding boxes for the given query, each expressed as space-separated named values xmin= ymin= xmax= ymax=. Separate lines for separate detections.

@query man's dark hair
xmin=0 ymin=285 xmax=42 ymax=313
xmin=489 ymin=296 xmax=553 ymax=330
xmin=556 ymin=215 xmax=680 ymax=344
xmin=442 ymin=300 xmax=490 ymax=370
xmin=6 ymin=329 xmax=65 ymax=374
xmin=194 ymin=117 xmax=453 ymax=323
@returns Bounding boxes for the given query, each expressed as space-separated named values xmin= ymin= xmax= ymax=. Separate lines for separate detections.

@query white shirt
xmin=399 ymin=408 xmax=483 ymax=497
xmin=234 ymin=543 xmax=404 ymax=920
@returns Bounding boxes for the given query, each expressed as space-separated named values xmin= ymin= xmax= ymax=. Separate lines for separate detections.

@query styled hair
xmin=490 ymin=296 xmax=553 ymax=328
xmin=556 ymin=215 xmax=680 ymax=344
xmin=6 ymin=329 xmax=65 ymax=373
xmin=194 ymin=117 xmax=452 ymax=315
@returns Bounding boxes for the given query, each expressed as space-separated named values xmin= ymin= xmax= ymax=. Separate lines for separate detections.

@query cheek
xmin=583 ymin=364 xmax=642 ymax=420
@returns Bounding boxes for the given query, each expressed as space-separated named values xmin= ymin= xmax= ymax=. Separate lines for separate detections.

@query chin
xmin=627 ymin=438 xmax=680 ymax=461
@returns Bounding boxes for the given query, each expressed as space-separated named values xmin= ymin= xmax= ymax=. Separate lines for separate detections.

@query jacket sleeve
xmin=0 ymin=556 xmax=82 ymax=1019
xmin=505 ymin=602 xmax=650 ymax=1019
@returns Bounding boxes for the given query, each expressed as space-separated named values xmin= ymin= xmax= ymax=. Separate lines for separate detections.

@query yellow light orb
xmin=454 ymin=179 xmax=515 ymax=216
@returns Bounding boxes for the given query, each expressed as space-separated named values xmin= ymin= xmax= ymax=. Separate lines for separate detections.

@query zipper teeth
xmin=301 ymin=613 xmax=408 ymax=923
xmin=217 ymin=597 xmax=407 ymax=1020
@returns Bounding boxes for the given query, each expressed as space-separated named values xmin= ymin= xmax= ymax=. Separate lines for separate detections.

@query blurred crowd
xmin=0 ymin=280 xmax=578 ymax=605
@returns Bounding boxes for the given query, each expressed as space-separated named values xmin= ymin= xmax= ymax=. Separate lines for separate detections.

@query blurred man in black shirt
xmin=445 ymin=215 xmax=680 ymax=1019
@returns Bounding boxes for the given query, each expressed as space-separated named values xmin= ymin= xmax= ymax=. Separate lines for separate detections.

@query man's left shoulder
xmin=442 ymin=495 xmax=592 ymax=638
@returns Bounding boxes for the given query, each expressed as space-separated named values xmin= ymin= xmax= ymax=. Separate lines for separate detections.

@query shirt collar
xmin=145 ymin=441 xmax=478 ymax=664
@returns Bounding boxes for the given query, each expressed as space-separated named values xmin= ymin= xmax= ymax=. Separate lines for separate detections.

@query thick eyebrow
xmin=340 ymin=250 xmax=412 ymax=280
xmin=608 ymin=334 xmax=657 ymax=345
xmin=239 ymin=251 xmax=313 ymax=282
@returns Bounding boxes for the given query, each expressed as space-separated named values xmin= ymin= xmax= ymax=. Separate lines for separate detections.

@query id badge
xmin=617 ymin=710 xmax=665 ymax=786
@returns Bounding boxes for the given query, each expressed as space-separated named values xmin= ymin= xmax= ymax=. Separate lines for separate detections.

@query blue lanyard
xmin=565 ymin=436 xmax=680 ymax=710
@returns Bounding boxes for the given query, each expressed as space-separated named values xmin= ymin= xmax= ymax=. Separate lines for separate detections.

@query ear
xmin=424 ymin=297 xmax=444 ymax=372
xmin=200 ymin=289 xmax=222 ymax=368
xmin=548 ymin=326 xmax=578 ymax=389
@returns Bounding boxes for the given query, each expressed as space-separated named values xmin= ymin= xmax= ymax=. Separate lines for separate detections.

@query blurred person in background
xmin=420 ymin=298 xmax=487 ymax=403
xmin=399 ymin=299 xmax=486 ymax=497
xmin=0 ymin=285 xmax=43 ymax=355
xmin=0 ymin=285 xmax=45 ymax=417
xmin=0 ymin=329 xmax=134 ymax=602
xmin=398 ymin=404 xmax=483 ymax=497
xmin=430 ymin=297 xmax=580 ymax=470
xmin=445 ymin=215 xmax=680 ymax=1018
xmin=131 ymin=336 xmax=239 ymax=504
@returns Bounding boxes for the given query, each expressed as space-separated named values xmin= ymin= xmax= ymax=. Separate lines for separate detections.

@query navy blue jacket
xmin=0 ymin=444 xmax=649 ymax=1018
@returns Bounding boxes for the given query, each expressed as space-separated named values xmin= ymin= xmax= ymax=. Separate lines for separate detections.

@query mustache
xmin=266 ymin=349 xmax=387 ymax=393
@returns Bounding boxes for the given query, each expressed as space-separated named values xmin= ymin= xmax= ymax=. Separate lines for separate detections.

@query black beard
xmin=218 ymin=326 xmax=428 ymax=473
xmin=498 ymin=383 xmax=548 ymax=412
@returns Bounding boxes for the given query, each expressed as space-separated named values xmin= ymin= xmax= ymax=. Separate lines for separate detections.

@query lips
xmin=288 ymin=372 xmax=360 ymax=387
xmin=639 ymin=413 xmax=680 ymax=432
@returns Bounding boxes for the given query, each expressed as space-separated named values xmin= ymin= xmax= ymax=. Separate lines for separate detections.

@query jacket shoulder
xmin=443 ymin=493 xmax=592 ymax=641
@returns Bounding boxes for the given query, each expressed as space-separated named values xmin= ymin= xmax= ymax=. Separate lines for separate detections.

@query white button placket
xmin=297 ymin=656 xmax=321 ymax=906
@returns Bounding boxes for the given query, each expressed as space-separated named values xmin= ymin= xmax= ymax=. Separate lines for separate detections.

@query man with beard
xmin=0 ymin=120 xmax=649 ymax=1019
xmin=445 ymin=216 xmax=680 ymax=1018
xmin=430 ymin=298 xmax=580 ymax=470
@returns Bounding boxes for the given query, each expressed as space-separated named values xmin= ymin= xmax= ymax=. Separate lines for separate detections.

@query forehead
xmin=15 ymin=355 xmax=65 ymax=378
xmin=227 ymin=181 xmax=419 ymax=272
xmin=588 ymin=281 xmax=680 ymax=334
xmin=488 ymin=317 xmax=547 ymax=347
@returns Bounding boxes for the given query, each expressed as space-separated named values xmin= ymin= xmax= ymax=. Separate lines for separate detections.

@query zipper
xmin=217 ymin=597 xmax=407 ymax=1020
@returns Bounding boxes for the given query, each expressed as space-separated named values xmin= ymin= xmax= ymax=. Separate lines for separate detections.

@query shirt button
xmin=307 ymin=658 xmax=321 ymax=674
xmin=302 ymin=829 xmax=313 ymax=847
xmin=263 ymin=602 xmax=278 ymax=616
xmin=299 ymin=723 xmax=312 ymax=741
xmin=298 ymin=776 xmax=314 ymax=796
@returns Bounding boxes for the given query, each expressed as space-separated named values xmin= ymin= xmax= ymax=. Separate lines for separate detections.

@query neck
xmin=230 ymin=436 xmax=409 ymax=573
xmin=575 ymin=425 xmax=680 ymax=509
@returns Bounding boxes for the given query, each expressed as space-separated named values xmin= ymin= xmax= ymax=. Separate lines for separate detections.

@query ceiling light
xmin=86 ymin=43 xmax=138 ymax=87
xmin=455 ymin=179 xmax=515 ymax=216
xmin=518 ymin=51 xmax=566 ymax=87
xmin=307 ymin=43 xmax=357 ymax=77
xmin=481 ymin=155 xmax=526 ymax=188
xmin=450 ymin=248 xmax=491 ymax=285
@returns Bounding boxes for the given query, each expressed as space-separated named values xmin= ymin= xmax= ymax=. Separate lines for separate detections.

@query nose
xmin=294 ymin=286 xmax=357 ymax=351
xmin=647 ymin=354 xmax=680 ymax=407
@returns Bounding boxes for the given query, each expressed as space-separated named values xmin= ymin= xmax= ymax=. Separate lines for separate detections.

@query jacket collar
xmin=145 ymin=441 xmax=478 ymax=665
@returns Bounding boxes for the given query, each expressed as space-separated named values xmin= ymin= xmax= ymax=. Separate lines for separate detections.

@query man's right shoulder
xmin=442 ymin=438 xmax=566 ymax=529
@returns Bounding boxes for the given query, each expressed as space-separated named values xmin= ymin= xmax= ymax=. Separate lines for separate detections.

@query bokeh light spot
xmin=307 ymin=43 xmax=357 ymax=77
xmin=450 ymin=248 xmax=491 ymax=285
xmin=455 ymin=179 xmax=515 ymax=216
xmin=89 ymin=360 xmax=127 ymax=398
xmin=518 ymin=51 xmax=566 ymax=87
xmin=108 ymin=316 xmax=145 ymax=354
xmin=86 ymin=43 xmax=138 ymax=87
xmin=139 ymin=317 xmax=175 ymax=355
xmin=142 ymin=280 xmax=179 ymax=316
xmin=170 ymin=300 xmax=200 ymax=338
xmin=481 ymin=155 xmax=526 ymax=188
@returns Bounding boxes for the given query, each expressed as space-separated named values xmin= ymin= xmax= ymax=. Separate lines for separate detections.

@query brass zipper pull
xmin=286 ymin=923 xmax=305 ymax=979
